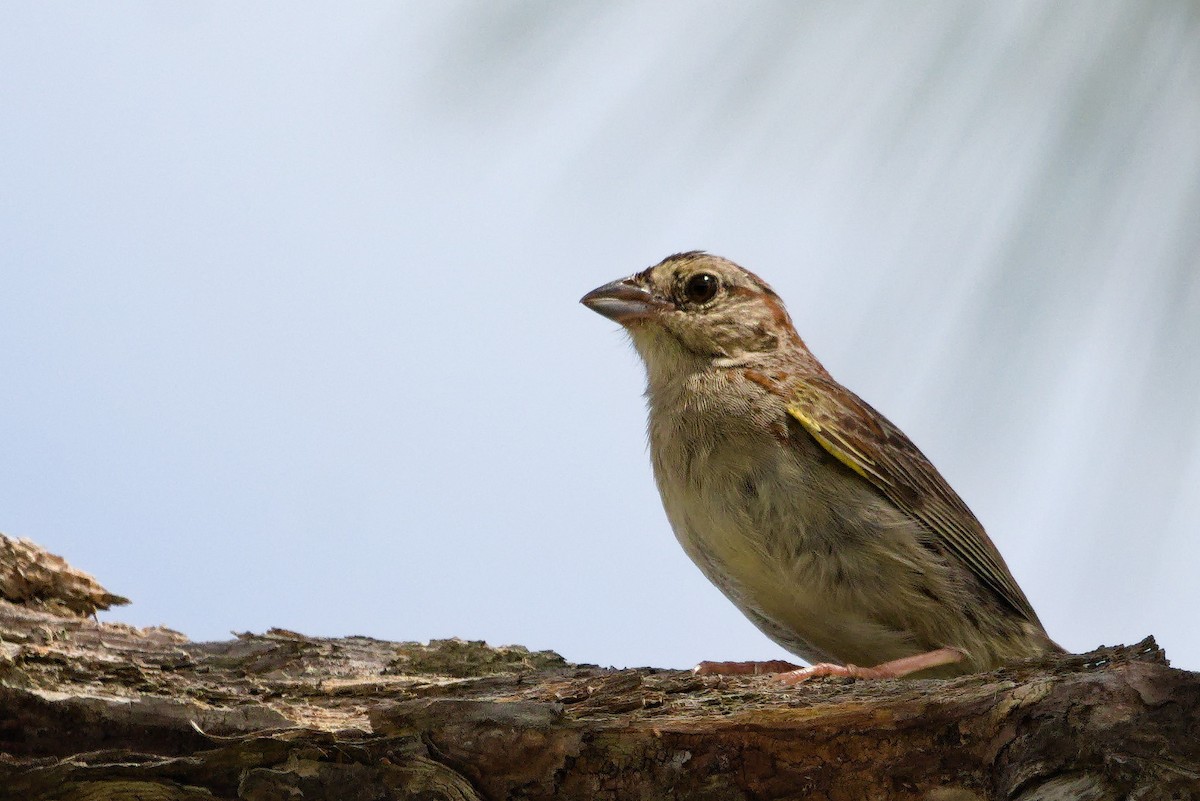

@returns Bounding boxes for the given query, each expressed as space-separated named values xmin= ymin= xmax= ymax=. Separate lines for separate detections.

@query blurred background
xmin=2 ymin=2 xmax=1198 ymax=671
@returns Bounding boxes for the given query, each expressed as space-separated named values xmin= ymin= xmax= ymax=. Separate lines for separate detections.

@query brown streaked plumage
xmin=581 ymin=252 xmax=1060 ymax=680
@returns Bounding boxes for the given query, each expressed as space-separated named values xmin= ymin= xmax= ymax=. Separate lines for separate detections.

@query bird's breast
xmin=644 ymin=373 xmax=935 ymax=664
xmin=646 ymin=379 xmax=831 ymax=602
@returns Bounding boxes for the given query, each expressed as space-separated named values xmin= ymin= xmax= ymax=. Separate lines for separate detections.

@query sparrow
xmin=581 ymin=252 xmax=1061 ymax=680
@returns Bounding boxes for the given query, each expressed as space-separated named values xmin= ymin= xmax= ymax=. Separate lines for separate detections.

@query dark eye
xmin=682 ymin=272 xmax=719 ymax=304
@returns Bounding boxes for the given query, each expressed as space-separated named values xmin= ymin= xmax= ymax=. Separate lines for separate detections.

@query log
xmin=0 ymin=534 xmax=1196 ymax=800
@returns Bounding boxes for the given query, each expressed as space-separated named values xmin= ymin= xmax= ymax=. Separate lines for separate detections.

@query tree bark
xmin=0 ymin=535 xmax=1196 ymax=800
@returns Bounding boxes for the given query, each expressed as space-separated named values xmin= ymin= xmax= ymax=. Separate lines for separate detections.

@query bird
xmin=580 ymin=251 xmax=1061 ymax=681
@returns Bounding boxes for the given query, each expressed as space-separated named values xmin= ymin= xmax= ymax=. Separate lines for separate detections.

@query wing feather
xmin=787 ymin=377 xmax=1040 ymax=623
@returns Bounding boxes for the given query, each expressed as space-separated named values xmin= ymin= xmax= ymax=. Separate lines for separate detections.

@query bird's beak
xmin=580 ymin=278 xmax=670 ymax=325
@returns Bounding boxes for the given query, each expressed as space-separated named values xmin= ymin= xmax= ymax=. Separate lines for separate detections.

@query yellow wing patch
xmin=786 ymin=404 xmax=872 ymax=480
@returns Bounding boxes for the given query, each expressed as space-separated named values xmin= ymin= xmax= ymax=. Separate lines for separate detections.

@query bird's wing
xmin=786 ymin=376 xmax=1040 ymax=623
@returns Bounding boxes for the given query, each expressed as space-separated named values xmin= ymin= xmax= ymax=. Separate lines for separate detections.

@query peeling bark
xmin=0 ymin=535 xmax=127 ymax=616
xmin=0 ymin=535 xmax=1196 ymax=800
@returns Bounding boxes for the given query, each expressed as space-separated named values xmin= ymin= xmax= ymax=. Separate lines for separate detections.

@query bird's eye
xmin=682 ymin=273 xmax=719 ymax=304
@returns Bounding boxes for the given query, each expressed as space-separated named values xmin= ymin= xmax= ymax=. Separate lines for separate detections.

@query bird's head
xmin=581 ymin=252 xmax=802 ymax=378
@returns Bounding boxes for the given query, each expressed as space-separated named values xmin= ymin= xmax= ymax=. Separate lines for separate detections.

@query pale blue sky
xmin=2 ymin=2 xmax=1198 ymax=671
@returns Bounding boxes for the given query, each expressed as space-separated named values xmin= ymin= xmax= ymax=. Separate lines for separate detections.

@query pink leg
xmin=777 ymin=647 xmax=967 ymax=685
xmin=693 ymin=659 xmax=802 ymax=676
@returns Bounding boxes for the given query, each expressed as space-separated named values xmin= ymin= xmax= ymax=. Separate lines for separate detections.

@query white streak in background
xmin=0 ymin=2 xmax=1197 ymax=668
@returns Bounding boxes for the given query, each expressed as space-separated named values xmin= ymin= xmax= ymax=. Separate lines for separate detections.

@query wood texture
xmin=0 ymin=535 xmax=1196 ymax=800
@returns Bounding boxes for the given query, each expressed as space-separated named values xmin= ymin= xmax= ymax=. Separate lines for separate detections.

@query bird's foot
xmin=776 ymin=647 xmax=967 ymax=684
xmin=692 ymin=659 xmax=801 ymax=676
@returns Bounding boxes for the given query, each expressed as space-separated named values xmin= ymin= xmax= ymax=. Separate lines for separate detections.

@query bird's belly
xmin=677 ymin=515 xmax=923 ymax=665
xmin=655 ymin=439 xmax=929 ymax=666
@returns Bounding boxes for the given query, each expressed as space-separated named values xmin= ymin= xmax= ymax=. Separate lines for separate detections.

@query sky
xmin=2 ymin=2 xmax=1199 ymax=672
